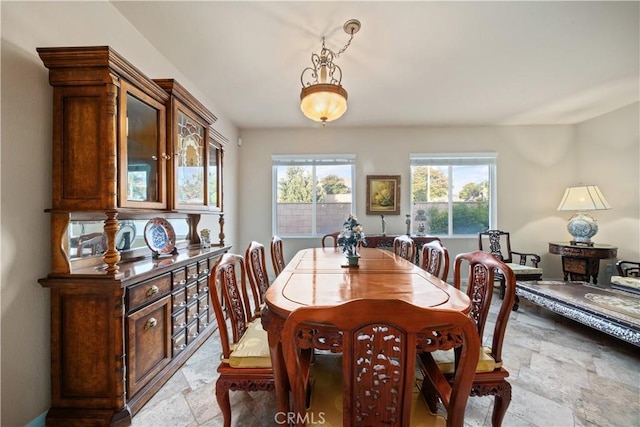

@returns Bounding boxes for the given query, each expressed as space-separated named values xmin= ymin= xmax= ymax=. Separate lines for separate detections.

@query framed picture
xmin=366 ymin=175 xmax=401 ymax=215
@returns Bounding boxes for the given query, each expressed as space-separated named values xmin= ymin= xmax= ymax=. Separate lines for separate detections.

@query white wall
xmin=576 ymin=103 xmax=640 ymax=266
xmin=1 ymin=2 xmax=239 ymax=425
xmin=237 ymin=106 xmax=639 ymax=282
xmin=238 ymin=125 xmax=578 ymax=279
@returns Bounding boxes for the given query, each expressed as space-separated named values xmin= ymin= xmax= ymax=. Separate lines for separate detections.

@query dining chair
xmin=245 ymin=241 xmax=269 ymax=316
xmin=209 ymin=253 xmax=274 ymax=427
xmin=321 ymin=231 xmax=341 ymax=248
xmin=270 ymin=235 xmax=286 ymax=277
xmin=478 ymin=230 xmax=542 ymax=299
xmin=420 ymin=240 xmax=450 ymax=280
xmin=421 ymin=250 xmax=516 ymax=427
xmin=393 ymin=234 xmax=416 ymax=262
xmin=281 ymin=299 xmax=480 ymax=427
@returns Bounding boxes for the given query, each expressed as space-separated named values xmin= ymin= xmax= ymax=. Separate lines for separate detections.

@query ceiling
xmin=112 ymin=1 xmax=639 ymax=130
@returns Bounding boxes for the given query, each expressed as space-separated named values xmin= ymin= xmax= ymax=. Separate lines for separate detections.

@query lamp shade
xmin=300 ymin=83 xmax=348 ymax=123
xmin=557 ymin=185 xmax=611 ymax=211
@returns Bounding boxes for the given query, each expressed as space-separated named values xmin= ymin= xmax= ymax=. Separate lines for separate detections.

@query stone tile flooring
xmin=131 ymin=299 xmax=640 ymax=427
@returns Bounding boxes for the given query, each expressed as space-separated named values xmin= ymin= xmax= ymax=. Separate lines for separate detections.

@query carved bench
xmin=515 ymin=280 xmax=640 ymax=347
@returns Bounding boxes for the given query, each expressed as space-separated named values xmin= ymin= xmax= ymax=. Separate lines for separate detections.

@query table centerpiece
xmin=338 ymin=214 xmax=366 ymax=267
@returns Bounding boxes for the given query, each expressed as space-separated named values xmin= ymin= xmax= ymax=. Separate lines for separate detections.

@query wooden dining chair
xmin=421 ymin=250 xmax=516 ymax=427
xmin=393 ymin=234 xmax=416 ymax=262
xmin=209 ymin=253 xmax=274 ymax=427
xmin=281 ymin=299 xmax=480 ymax=427
xmin=270 ymin=235 xmax=286 ymax=277
xmin=321 ymin=231 xmax=341 ymax=248
xmin=420 ymin=240 xmax=450 ymax=281
xmin=245 ymin=241 xmax=269 ymax=315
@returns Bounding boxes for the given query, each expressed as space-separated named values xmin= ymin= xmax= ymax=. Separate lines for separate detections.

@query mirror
xmin=68 ymin=218 xmax=190 ymax=259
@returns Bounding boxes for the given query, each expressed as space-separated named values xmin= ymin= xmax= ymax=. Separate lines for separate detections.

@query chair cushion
xmin=433 ymin=346 xmax=500 ymax=374
xmin=226 ymin=319 xmax=272 ymax=368
xmin=505 ymin=263 xmax=543 ymax=276
xmin=308 ymin=354 xmax=445 ymax=426
xmin=610 ymin=275 xmax=640 ymax=291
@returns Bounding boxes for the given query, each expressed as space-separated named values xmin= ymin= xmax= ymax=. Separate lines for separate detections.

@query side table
xmin=548 ymin=242 xmax=617 ymax=284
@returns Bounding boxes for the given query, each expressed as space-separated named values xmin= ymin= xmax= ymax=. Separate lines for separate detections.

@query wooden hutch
xmin=37 ymin=46 xmax=229 ymax=426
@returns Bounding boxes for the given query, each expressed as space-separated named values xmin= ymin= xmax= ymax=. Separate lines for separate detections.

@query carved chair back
xmin=321 ymin=231 xmax=341 ymax=248
xmin=420 ymin=240 xmax=450 ymax=280
xmin=209 ymin=253 xmax=274 ymax=427
xmin=281 ymin=299 xmax=480 ymax=427
xmin=270 ymin=235 xmax=286 ymax=277
xmin=245 ymin=241 xmax=269 ymax=310
xmin=210 ymin=253 xmax=255 ymax=350
xmin=393 ymin=235 xmax=416 ymax=262
xmin=478 ymin=230 xmax=513 ymax=263
xmin=451 ymin=250 xmax=516 ymax=426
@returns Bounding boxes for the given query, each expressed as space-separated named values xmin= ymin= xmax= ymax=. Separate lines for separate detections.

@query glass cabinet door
xmin=119 ymin=81 xmax=167 ymax=209
xmin=208 ymin=137 xmax=223 ymax=212
xmin=175 ymin=110 xmax=206 ymax=208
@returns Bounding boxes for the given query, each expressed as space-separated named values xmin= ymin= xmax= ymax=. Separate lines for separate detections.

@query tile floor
xmin=131 ymin=298 xmax=640 ymax=427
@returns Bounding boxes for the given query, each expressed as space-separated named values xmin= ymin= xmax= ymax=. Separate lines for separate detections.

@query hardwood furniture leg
xmin=261 ymin=308 xmax=289 ymax=415
xmin=215 ymin=381 xmax=232 ymax=427
xmin=491 ymin=382 xmax=512 ymax=427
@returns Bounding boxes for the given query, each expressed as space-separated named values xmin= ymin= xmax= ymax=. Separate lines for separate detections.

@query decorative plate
xmin=144 ymin=217 xmax=176 ymax=254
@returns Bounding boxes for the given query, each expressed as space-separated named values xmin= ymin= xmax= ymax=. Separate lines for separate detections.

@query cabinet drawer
xmin=198 ymin=311 xmax=210 ymax=332
xmin=172 ymin=288 xmax=186 ymax=311
xmin=127 ymin=295 xmax=172 ymax=397
xmin=186 ymin=320 xmax=199 ymax=344
xmin=186 ymin=300 xmax=199 ymax=323
xmin=198 ymin=259 xmax=210 ymax=277
xmin=186 ymin=282 xmax=199 ymax=303
xmin=172 ymin=330 xmax=187 ymax=357
xmin=186 ymin=263 xmax=199 ymax=283
xmin=198 ymin=292 xmax=210 ymax=315
xmin=172 ymin=308 xmax=187 ymax=336
xmin=197 ymin=277 xmax=209 ymax=295
xmin=172 ymin=268 xmax=187 ymax=289
xmin=128 ymin=273 xmax=171 ymax=312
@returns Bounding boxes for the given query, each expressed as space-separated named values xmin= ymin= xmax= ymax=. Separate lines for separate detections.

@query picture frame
xmin=366 ymin=175 xmax=401 ymax=215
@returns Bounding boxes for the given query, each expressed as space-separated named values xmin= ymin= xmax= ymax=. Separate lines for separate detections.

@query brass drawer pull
xmin=144 ymin=318 xmax=157 ymax=330
xmin=146 ymin=285 xmax=159 ymax=297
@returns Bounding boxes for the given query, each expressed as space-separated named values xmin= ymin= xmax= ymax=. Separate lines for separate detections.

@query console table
xmin=549 ymin=242 xmax=617 ymax=284
xmin=363 ymin=235 xmax=440 ymax=264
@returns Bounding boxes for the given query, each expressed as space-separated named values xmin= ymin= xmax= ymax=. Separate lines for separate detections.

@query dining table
xmin=261 ymin=246 xmax=472 ymax=414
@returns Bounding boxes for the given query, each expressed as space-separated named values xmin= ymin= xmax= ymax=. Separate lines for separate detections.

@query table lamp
xmin=557 ymin=185 xmax=611 ymax=246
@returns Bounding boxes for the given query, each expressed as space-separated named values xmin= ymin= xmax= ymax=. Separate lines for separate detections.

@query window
xmin=410 ymin=153 xmax=497 ymax=236
xmin=272 ymin=155 xmax=356 ymax=237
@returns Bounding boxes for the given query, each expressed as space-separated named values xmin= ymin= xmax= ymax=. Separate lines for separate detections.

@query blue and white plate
xmin=144 ymin=217 xmax=176 ymax=254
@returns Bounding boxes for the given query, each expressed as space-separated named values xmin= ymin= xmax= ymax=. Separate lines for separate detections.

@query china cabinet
xmin=37 ymin=46 xmax=229 ymax=426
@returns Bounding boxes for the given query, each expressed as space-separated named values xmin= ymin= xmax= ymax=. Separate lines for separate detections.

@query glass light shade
xmin=300 ymin=83 xmax=348 ymax=123
xmin=557 ymin=185 xmax=611 ymax=211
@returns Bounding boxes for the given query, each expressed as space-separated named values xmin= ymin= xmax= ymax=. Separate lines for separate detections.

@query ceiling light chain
xmin=300 ymin=19 xmax=361 ymax=125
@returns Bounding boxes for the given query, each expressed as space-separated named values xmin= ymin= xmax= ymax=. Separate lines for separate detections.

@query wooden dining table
xmin=261 ymin=246 xmax=472 ymax=414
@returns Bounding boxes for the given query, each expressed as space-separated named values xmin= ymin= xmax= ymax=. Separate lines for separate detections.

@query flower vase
xmin=345 ymin=253 xmax=360 ymax=267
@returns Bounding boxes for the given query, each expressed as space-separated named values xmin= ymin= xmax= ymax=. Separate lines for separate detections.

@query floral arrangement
xmin=337 ymin=214 xmax=366 ymax=257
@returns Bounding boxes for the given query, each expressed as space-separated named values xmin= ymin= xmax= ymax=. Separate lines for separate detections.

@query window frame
xmin=409 ymin=152 xmax=497 ymax=237
xmin=272 ymin=154 xmax=356 ymax=238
